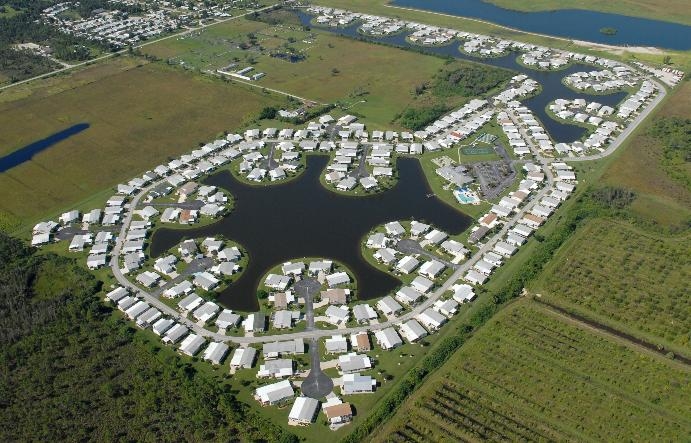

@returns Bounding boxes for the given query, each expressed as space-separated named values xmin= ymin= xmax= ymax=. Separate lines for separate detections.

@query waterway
xmin=150 ymin=156 xmax=473 ymax=311
xmin=297 ymin=11 xmax=627 ymax=144
xmin=392 ymin=0 xmax=691 ymax=50
xmin=0 ymin=123 xmax=90 ymax=173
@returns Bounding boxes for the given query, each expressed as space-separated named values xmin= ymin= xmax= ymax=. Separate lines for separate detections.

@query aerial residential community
xmin=1 ymin=0 xmax=690 ymax=441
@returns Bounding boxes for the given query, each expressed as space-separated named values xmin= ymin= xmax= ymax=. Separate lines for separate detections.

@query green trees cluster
xmin=431 ymin=63 xmax=513 ymax=98
xmin=397 ymin=62 xmax=511 ymax=130
xmin=589 ymin=186 xmax=637 ymax=209
xmin=649 ymin=116 xmax=691 ymax=190
xmin=0 ymin=231 xmax=297 ymax=442
xmin=0 ymin=46 xmax=61 ymax=82
xmin=396 ymin=104 xmax=450 ymax=130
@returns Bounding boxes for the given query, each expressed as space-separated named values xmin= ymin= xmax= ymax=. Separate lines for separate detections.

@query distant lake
xmin=391 ymin=0 xmax=691 ymax=50
xmin=0 ymin=123 xmax=90 ymax=173
xmin=150 ymin=155 xmax=473 ymax=311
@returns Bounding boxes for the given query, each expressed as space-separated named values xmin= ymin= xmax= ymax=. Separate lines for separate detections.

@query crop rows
xmin=539 ymin=219 xmax=690 ymax=347
xmin=379 ymin=302 xmax=691 ymax=442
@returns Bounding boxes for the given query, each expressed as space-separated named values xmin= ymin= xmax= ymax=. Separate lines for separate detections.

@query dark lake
xmin=392 ymin=0 xmax=691 ymax=50
xmin=0 ymin=123 xmax=90 ymax=173
xmin=150 ymin=155 xmax=472 ymax=311
xmin=297 ymin=11 xmax=627 ymax=144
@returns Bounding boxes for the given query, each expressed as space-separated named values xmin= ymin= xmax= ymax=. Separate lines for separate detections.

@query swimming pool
xmin=454 ymin=187 xmax=480 ymax=205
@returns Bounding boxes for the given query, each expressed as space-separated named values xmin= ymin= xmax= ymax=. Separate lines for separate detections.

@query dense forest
xmin=0 ymin=232 xmax=297 ymax=442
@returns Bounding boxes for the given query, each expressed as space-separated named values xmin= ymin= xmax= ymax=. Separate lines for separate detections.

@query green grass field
xmin=371 ymin=300 xmax=691 ymax=442
xmin=484 ymin=0 xmax=691 ymax=26
xmin=142 ymin=15 xmax=510 ymax=130
xmin=0 ymin=58 xmax=283 ymax=233
xmin=533 ymin=218 xmax=690 ymax=351
xmin=601 ymin=80 xmax=691 ymax=228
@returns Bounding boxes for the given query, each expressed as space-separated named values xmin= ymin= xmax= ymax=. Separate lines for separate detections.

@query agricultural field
xmin=530 ymin=81 xmax=691 ymax=353
xmin=484 ymin=0 xmax=691 ymax=26
xmin=533 ymin=218 xmax=691 ymax=351
xmin=0 ymin=58 xmax=284 ymax=232
xmin=142 ymin=14 xmax=512 ymax=130
xmin=371 ymin=300 xmax=691 ymax=442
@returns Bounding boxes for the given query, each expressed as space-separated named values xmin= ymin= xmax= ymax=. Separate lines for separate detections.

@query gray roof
xmin=377 ymin=296 xmax=402 ymax=314
xmin=216 ymin=309 xmax=241 ymax=328
xmin=401 ymin=319 xmax=427 ymax=341
xmin=338 ymin=353 xmax=371 ymax=373
xmin=263 ymin=338 xmax=304 ymax=356
xmin=230 ymin=346 xmax=257 ymax=368
xmin=106 ymin=287 xmax=128 ymax=302
xmin=342 ymin=374 xmax=374 ymax=394
xmin=289 ymin=397 xmax=319 ymax=423
xmin=203 ymin=342 xmax=229 ymax=364
xmin=152 ymin=318 xmax=175 ymax=336
xmin=163 ymin=324 xmax=189 ymax=343
xmin=273 ymin=310 xmax=294 ymax=329
xmin=179 ymin=334 xmax=206 ymax=356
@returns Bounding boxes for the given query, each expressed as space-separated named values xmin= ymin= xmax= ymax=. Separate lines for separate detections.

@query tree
xmin=258 ymin=107 xmax=277 ymax=120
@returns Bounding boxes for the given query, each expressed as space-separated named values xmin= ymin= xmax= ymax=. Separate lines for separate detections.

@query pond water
xmin=297 ymin=11 xmax=627 ymax=144
xmin=0 ymin=123 xmax=90 ymax=173
xmin=392 ymin=0 xmax=691 ymax=50
xmin=150 ymin=156 xmax=472 ymax=311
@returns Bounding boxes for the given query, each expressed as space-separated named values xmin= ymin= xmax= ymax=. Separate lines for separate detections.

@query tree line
xmin=0 ymin=231 xmax=298 ymax=442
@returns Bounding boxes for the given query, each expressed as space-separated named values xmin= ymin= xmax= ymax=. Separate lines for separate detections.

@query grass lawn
xmin=370 ymin=299 xmax=691 ymax=442
xmin=142 ymin=15 xmax=510 ymax=130
xmin=484 ymin=0 xmax=691 ymax=26
xmin=0 ymin=58 xmax=284 ymax=233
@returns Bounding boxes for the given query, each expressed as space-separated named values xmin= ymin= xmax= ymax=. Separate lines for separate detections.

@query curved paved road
xmin=108 ymin=78 xmax=667 ymax=346
xmin=568 ymin=80 xmax=667 ymax=162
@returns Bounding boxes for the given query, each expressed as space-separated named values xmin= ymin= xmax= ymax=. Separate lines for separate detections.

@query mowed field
xmin=370 ymin=300 xmax=691 ymax=442
xmin=484 ymin=0 xmax=691 ymax=26
xmin=0 ymin=58 xmax=282 ymax=231
xmin=142 ymin=16 xmax=478 ymax=129
xmin=534 ymin=218 xmax=690 ymax=351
